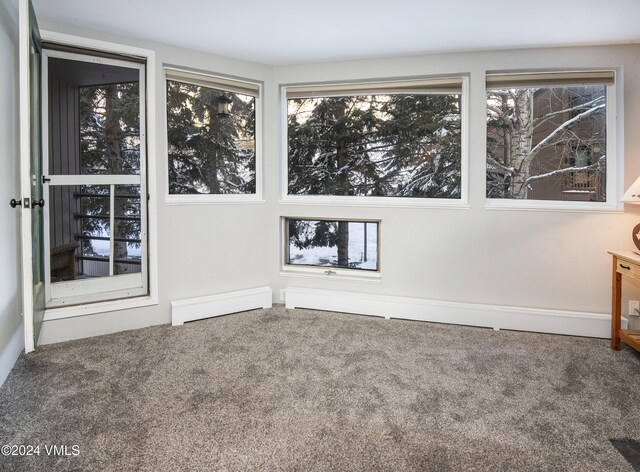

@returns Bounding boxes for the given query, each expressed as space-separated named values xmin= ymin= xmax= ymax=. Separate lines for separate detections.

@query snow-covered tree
xmin=79 ymin=82 xmax=141 ymax=274
xmin=288 ymin=94 xmax=461 ymax=198
xmin=287 ymin=93 xmax=461 ymax=265
xmin=166 ymin=81 xmax=256 ymax=195
xmin=486 ymin=86 xmax=606 ymax=200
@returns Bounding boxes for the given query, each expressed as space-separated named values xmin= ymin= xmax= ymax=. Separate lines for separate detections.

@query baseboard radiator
xmin=171 ymin=286 xmax=272 ymax=326
xmin=284 ymin=287 xmax=615 ymax=338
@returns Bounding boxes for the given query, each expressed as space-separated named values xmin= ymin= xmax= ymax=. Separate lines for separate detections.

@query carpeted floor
xmin=1 ymin=305 xmax=639 ymax=471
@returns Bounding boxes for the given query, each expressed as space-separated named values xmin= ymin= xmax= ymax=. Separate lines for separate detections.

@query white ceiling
xmin=32 ymin=0 xmax=640 ymax=65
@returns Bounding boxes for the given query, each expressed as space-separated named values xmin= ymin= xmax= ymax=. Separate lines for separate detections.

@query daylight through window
xmin=285 ymin=78 xmax=464 ymax=199
xmin=285 ymin=218 xmax=379 ymax=272
xmin=486 ymin=71 xmax=614 ymax=203
xmin=166 ymin=69 xmax=259 ymax=195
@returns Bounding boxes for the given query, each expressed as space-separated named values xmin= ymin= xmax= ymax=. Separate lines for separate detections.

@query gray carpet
xmin=1 ymin=306 xmax=640 ymax=471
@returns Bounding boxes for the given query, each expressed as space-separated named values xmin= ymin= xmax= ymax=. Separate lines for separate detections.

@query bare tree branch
xmin=487 ymin=156 xmax=515 ymax=175
xmin=524 ymin=155 xmax=605 ymax=186
xmin=533 ymin=96 xmax=605 ymax=129
xmin=487 ymin=105 xmax=508 ymax=119
xmin=528 ymin=104 xmax=605 ymax=160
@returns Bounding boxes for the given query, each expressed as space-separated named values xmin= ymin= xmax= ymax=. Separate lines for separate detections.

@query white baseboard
xmin=171 ymin=286 xmax=272 ymax=326
xmin=284 ymin=287 xmax=616 ymax=338
xmin=0 ymin=322 xmax=24 ymax=388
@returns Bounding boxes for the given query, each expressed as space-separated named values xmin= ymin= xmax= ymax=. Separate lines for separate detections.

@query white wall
xmin=271 ymin=46 xmax=640 ymax=315
xmin=0 ymin=0 xmax=25 ymax=385
xmin=31 ymin=17 xmax=640 ymax=344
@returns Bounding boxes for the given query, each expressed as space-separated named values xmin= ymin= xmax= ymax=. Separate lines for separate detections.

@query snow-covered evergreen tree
xmin=79 ymin=82 xmax=141 ymax=274
xmin=287 ymin=93 xmax=461 ymax=265
xmin=166 ymin=81 xmax=256 ymax=195
xmin=288 ymin=94 xmax=461 ymax=198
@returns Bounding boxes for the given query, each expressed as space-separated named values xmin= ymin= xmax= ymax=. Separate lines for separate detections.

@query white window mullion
xmin=46 ymin=175 xmax=140 ymax=186
xmin=109 ymin=184 xmax=115 ymax=277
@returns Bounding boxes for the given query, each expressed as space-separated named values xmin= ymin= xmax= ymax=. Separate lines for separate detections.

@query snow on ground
xmin=91 ymin=238 xmax=140 ymax=257
xmin=289 ymin=222 xmax=378 ymax=270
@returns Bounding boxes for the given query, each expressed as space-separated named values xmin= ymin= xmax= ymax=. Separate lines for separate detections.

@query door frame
xmin=19 ymin=0 xmax=43 ymax=353
xmin=39 ymin=30 xmax=159 ymax=321
xmin=18 ymin=24 xmax=158 ymax=344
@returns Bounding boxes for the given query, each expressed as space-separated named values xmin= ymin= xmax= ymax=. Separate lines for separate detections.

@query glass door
xmin=19 ymin=0 xmax=45 ymax=352
xmin=41 ymin=49 xmax=148 ymax=307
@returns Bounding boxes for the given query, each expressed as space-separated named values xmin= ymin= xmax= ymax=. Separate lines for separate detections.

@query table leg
xmin=611 ymin=256 xmax=621 ymax=350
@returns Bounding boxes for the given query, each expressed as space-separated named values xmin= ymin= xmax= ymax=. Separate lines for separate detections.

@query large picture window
xmin=284 ymin=78 xmax=466 ymax=203
xmin=486 ymin=71 xmax=616 ymax=207
xmin=165 ymin=69 xmax=260 ymax=200
xmin=284 ymin=218 xmax=380 ymax=272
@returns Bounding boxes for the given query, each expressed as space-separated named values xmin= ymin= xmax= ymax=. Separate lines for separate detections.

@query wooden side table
xmin=609 ymin=250 xmax=640 ymax=351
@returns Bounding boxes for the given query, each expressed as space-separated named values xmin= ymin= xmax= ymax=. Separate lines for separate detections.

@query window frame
xmin=484 ymin=68 xmax=623 ymax=213
xmin=279 ymin=75 xmax=470 ymax=209
xmin=164 ymin=66 xmax=264 ymax=205
xmin=40 ymin=29 xmax=158 ymax=321
xmin=281 ymin=216 xmax=382 ymax=281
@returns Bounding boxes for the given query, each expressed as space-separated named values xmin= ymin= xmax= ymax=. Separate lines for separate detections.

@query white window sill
xmin=165 ymin=195 xmax=265 ymax=205
xmin=279 ymin=195 xmax=469 ymax=209
xmin=280 ymin=266 xmax=382 ymax=283
xmin=43 ymin=294 xmax=158 ymax=321
xmin=485 ymin=199 xmax=623 ymax=213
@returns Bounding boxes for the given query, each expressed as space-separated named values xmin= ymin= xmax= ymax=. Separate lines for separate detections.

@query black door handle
xmin=9 ymin=198 xmax=21 ymax=208
xmin=32 ymin=199 xmax=45 ymax=208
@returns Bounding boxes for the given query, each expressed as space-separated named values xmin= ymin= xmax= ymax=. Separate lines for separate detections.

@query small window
xmin=165 ymin=68 xmax=260 ymax=200
xmin=284 ymin=77 xmax=466 ymax=203
xmin=285 ymin=218 xmax=379 ymax=272
xmin=486 ymin=70 xmax=615 ymax=206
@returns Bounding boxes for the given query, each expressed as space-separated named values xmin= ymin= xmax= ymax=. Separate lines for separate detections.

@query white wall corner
xmin=284 ymin=287 xmax=615 ymax=338
xmin=171 ymin=286 xmax=272 ymax=326
xmin=0 ymin=322 xmax=24 ymax=388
